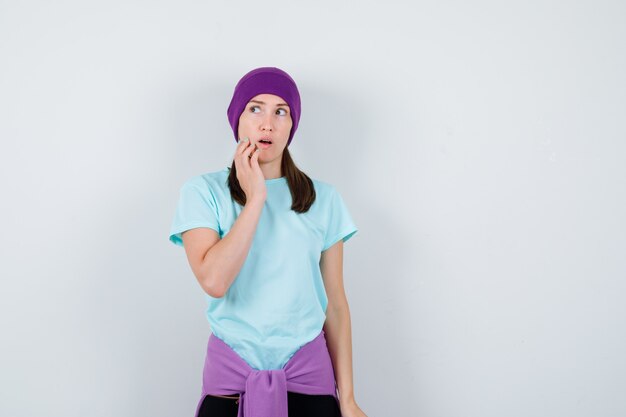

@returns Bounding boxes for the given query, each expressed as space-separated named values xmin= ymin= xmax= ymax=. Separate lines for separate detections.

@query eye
xmin=277 ymin=108 xmax=288 ymax=116
xmin=249 ymin=105 xmax=260 ymax=113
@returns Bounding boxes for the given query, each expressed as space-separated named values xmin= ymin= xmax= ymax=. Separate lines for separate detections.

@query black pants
xmin=197 ymin=391 xmax=342 ymax=417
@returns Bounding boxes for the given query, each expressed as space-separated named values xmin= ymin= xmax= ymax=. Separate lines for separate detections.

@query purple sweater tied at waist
xmin=194 ymin=329 xmax=340 ymax=417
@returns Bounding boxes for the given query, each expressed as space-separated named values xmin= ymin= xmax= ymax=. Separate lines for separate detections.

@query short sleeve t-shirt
xmin=169 ymin=166 xmax=358 ymax=370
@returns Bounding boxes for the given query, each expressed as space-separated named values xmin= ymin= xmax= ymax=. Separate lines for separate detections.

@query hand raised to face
xmin=233 ymin=137 xmax=266 ymax=205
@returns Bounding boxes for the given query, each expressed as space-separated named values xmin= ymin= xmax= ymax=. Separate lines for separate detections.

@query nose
xmin=260 ymin=113 xmax=273 ymax=132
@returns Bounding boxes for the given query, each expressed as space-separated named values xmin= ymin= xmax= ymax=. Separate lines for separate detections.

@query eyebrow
xmin=249 ymin=99 xmax=290 ymax=107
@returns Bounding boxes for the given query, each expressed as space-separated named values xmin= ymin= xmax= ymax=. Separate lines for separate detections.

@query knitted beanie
xmin=227 ymin=67 xmax=301 ymax=147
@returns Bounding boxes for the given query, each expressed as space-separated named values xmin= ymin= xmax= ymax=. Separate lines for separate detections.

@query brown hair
xmin=226 ymin=147 xmax=316 ymax=213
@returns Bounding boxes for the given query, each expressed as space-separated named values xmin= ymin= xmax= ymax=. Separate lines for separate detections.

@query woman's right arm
xmin=181 ymin=137 xmax=267 ymax=298
xmin=182 ymin=196 xmax=264 ymax=297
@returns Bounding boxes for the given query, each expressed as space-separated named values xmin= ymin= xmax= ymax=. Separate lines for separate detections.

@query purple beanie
xmin=227 ymin=67 xmax=301 ymax=147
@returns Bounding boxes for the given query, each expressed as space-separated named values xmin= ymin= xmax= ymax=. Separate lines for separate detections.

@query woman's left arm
xmin=321 ymin=241 xmax=368 ymax=417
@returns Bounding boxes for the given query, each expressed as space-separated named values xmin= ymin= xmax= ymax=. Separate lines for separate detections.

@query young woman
xmin=169 ymin=67 xmax=367 ymax=417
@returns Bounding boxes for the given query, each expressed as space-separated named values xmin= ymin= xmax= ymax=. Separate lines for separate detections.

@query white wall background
xmin=1 ymin=1 xmax=625 ymax=416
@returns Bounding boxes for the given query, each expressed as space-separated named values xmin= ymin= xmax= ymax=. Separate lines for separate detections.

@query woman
xmin=169 ymin=67 xmax=367 ymax=417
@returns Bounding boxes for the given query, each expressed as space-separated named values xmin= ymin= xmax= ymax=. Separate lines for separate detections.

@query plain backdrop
xmin=1 ymin=1 xmax=625 ymax=416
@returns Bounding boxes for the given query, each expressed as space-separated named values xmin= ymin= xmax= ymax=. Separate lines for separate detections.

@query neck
xmin=259 ymin=160 xmax=283 ymax=180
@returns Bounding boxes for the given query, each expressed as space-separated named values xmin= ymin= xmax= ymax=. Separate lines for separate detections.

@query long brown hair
xmin=226 ymin=147 xmax=316 ymax=213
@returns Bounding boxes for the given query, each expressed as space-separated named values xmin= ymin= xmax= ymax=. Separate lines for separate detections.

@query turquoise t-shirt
xmin=169 ymin=166 xmax=358 ymax=370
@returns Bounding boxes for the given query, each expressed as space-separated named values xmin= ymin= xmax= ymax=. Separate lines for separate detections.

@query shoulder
xmin=311 ymin=177 xmax=337 ymax=197
xmin=182 ymin=167 xmax=230 ymax=192
xmin=309 ymin=177 xmax=345 ymax=213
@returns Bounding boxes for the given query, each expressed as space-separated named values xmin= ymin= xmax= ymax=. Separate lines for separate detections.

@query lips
xmin=258 ymin=137 xmax=273 ymax=144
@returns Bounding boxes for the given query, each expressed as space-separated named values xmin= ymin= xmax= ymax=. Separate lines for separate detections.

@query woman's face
xmin=237 ymin=93 xmax=293 ymax=161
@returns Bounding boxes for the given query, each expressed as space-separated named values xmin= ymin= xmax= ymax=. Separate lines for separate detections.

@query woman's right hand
xmin=234 ymin=137 xmax=266 ymax=204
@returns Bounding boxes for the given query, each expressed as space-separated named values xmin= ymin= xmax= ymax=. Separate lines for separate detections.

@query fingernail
xmin=243 ymin=137 xmax=249 ymax=142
